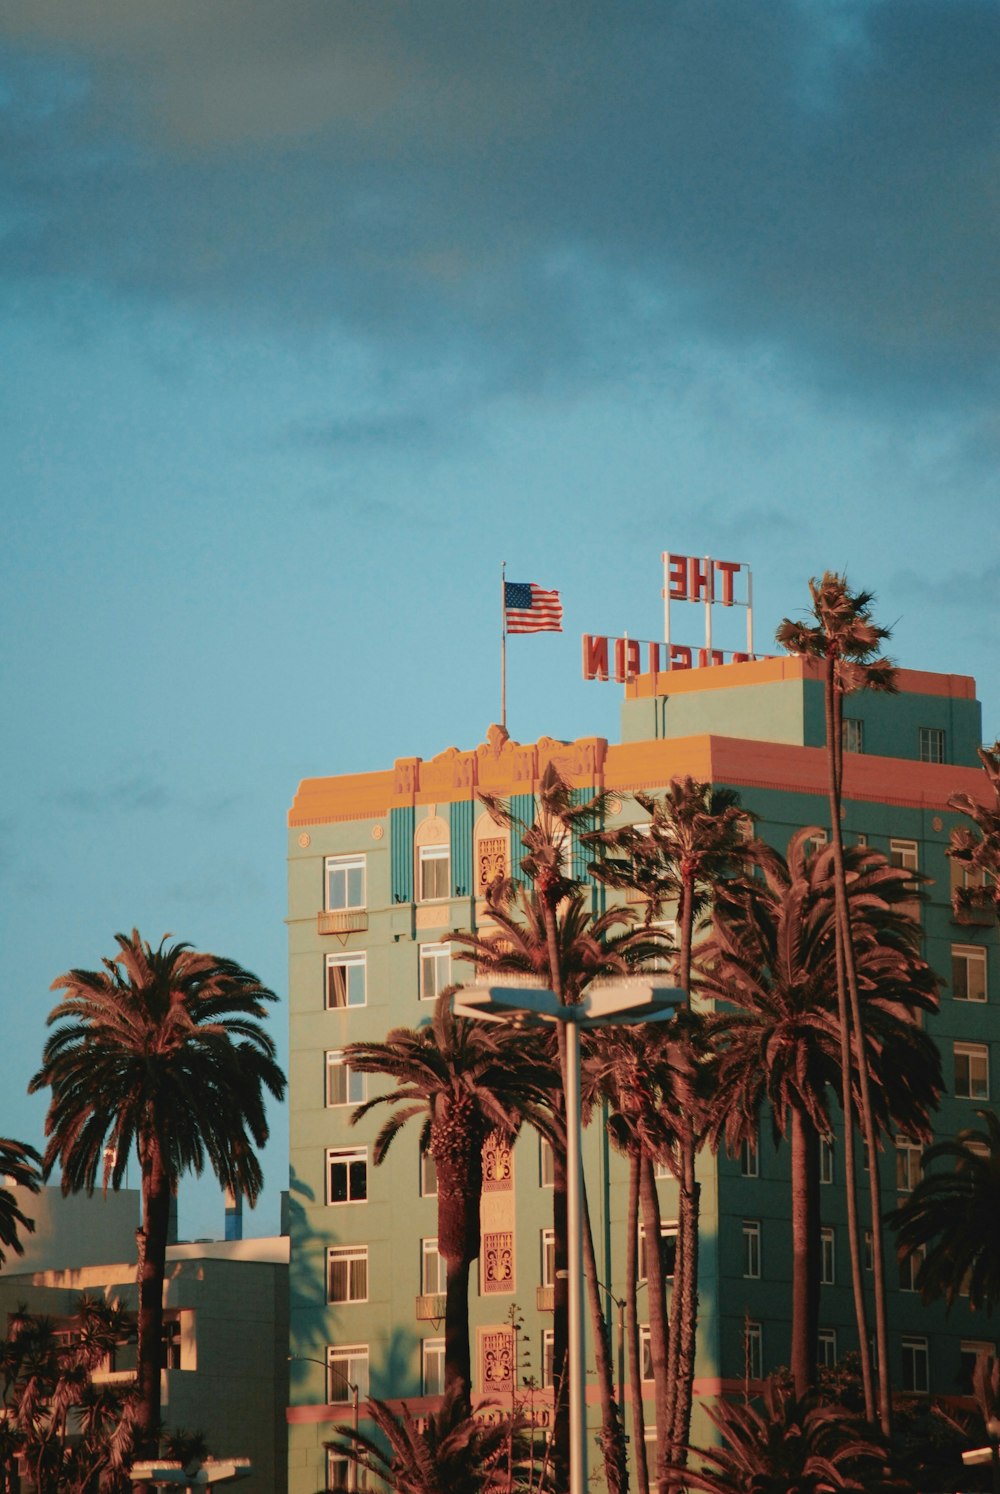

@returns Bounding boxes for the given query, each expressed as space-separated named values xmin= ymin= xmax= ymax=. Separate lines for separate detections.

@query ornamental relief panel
xmin=481 ymin=1230 xmax=514 ymax=1294
xmin=480 ymin=1327 xmax=515 ymax=1393
xmin=482 ymin=1130 xmax=514 ymax=1192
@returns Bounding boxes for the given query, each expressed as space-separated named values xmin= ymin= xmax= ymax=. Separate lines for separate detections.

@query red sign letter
xmin=688 ymin=556 xmax=711 ymax=601
xmin=669 ymin=644 xmax=693 ymax=670
xmin=582 ymin=634 xmax=609 ymax=682
xmin=668 ymin=554 xmax=688 ymax=601
xmin=714 ymin=559 xmax=741 ymax=606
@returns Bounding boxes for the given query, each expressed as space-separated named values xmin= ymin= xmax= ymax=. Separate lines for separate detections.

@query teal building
xmin=286 ymin=654 xmax=996 ymax=1493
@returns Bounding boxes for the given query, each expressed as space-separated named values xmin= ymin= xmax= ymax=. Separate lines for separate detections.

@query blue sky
xmin=2 ymin=1 xmax=998 ymax=1241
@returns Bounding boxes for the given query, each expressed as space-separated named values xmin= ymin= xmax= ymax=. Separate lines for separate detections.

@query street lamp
xmin=289 ymin=1356 xmax=361 ymax=1493
xmin=453 ymin=976 xmax=683 ymax=1494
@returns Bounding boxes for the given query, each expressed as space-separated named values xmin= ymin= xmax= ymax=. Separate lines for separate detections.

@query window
xmin=654 ymin=1156 xmax=672 ymax=1179
xmin=901 ymin=1336 xmax=929 ymax=1393
xmin=744 ymin=1321 xmax=763 ymax=1380
xmin=326 ymin=855 xmax=366 ymax=911
xmin=420 ymin=1146 xmax=437 ymax=1197
xmin=818 ymin=1329 xmax=837 ymax=1369
xmin=864 ymin=1231 xmax=873 ymax=1272
xmin=640 ymin=1325 xmax=653 ymax=1382
xmin=422 ymin=1338 xmax=445 ymax=1396
xmin=541 ymin=1228 xmax=556 ymax=1289
xmin=953 ymin=945 xmax=987 ymax=1002
xmin=542 ymin=1328 xmax=555 ymax=1389
xmin=419 ymin=943 xmax=451 ymax=1002
xmin=890 ymin=839 xmax=919 ymax=876
xmin=327 ymin=1343 xmax=369 ymax=1403
xmin=820 ymin=1227 xmax=835 ymax=1286
xmin=418 ymin=845 xmax=449 ymax=901
xmin=842 ymin=718 xmax=864 ymax=754
xmin=820 ymin=1139 xmax=835 ymax=1185
xmin=162 ymin=1317 xmax=182 ymax=1370
xmin=740 ymin=1136 xmax=759 ymax=1178
xmin=804 ymin=828 xmax=828 ymax=857
xmin=899 ymin=1245 xmax=924 ymax=1293
xmin=918 ymin=727 xmax=945 ymax=764
xmin=326 ymin=1051 xmax=366 ymax=1108
xmin=954 ymin=1043 xmax=990 ymax=1100
xmin=742 ymin=1221 xmax=761 ymax=1280
xmin=327 ymin=1148 xmax=368 ymax=1205
xmin=328 ymin=1244 xmax=368 ymax=1304
xmin=422 ymin=1239 xmax=447 ymax=1295
xmin=639 ymin=1222 xmax=678 ymax=1282
xmin=895 ymin=1139 xmax=922 ymax=1192
xmin=539 ymin=1136 xmax=554 ymax=1187
xmin=327 ymin=1451 xmax=350 ymax=1492
xmin=327 ymin=952 xmax=366 ymax=1009
xmin=959 ymin=1340 xmax=997 ymax=1394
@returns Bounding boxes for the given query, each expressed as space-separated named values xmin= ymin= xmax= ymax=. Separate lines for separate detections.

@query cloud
xmin=891 ymin=561 xmax=1000 ymax=614
xmin=49 ymin=774 xmax=171 ymax=815
xmin=1 ymin=1 xmax=998 ymax=410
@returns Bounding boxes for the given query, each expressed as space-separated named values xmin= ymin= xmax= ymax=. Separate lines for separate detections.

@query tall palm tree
xmin=0 ymin=1137 xmax=41 ymax=1266
xmin=888 ymin=1109 xmax=1000 ymax=1314
xmin=346 ymin=992 xmax=537 ymax=1409
xmin=701 ymin=831 xmax=941 ymax=1398
xmin=948 ymin=741 xmax=1000 ymax=925
xmin=586 ymin=779 xmax=756 ymax=1471
xmin=453 ymin=872 xmax=662 ymax=1494
xmin=28 ymin=930 xmax=285 ymax=1467
xmin=777 ymin=572 xmax=898 ymax=1432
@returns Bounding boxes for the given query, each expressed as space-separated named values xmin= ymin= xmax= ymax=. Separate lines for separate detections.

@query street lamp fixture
xmin=453 ymin=976 xmax=683 ymax=1494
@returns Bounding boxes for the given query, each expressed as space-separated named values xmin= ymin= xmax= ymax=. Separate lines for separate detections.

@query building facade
xmin=286 ymin=654 xmax=997 ymax=1493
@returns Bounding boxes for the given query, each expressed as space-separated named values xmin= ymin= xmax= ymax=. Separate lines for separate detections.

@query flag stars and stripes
xmin=504 ymin=582 xmax=563 ymax=634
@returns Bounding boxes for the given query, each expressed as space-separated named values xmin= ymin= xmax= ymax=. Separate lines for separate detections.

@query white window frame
xmin=899 ymin=1245 xmax=924 ymax=1293
xmin=820 ymin=1139 xmax=835 ymax=1185
xmin=327 ymin=1343 xmax=369 ymax=1403
xmin=640 ymin=1324 xmax=653 ymax=1382
xmin=421 ymin=1238 xmax=447 ymax=1296
xmin=326 ymin=854 xmax=366 ymax=911
xmin=953 ymin=944 xmax=988 ymax=1002
xmin=740 ymin=1136 xmax=759 ymax=1178
xmin=890 ymin=838 xmax=919 ymax=875
xmin=960 ymin=1340 xmax=997 ymax=1393
xmin=422 ymin=1338 xmax=445 ymax=1397
xmin=327 ymin=1147 xmax=368 ymax=1206
xmin=901 ymin=1335 xmax=929 ymax=1393
xmin=419 ymin=943 xmax=451 ymax=1002
xmin=541 ymin=1228 xmax=556 ymax=1289
xmin=895 ymin=1138 xmax=922 ymax=1192
xmin=327 ymin=1451 xmax=350 ymax=1492
xmin=418 ymin=844 xmax=450 ymax=902
xmin=742 ymin=1220 xmax=761 ymax=1280
xmin=820 ymin=1226 xmax=835 ymax=1286
xmin=420 ymin=1146 xmax=437 ymax=1198
xmin=541 ymin=1328 xmax=555 ymax=1389
xmin=955 ymin=1042 xmax=990 ymax=1100
xmin=326 ymin=1050 xmax=366 ymax=1108
xmin=918 ymin=727 xmax=945 ymax=764
xmin=326 ymin=951 xmax=367 ymax=1010
xmin=639 ymin=1221 xmax=678 ymax=1283
xmin=842 ymin=718 xmax=864 ymax=754
xmin=328 ymin=1243 xmax=368 ymax=1304
xmin=818 ymin=1328 xmax=837 ymax=1368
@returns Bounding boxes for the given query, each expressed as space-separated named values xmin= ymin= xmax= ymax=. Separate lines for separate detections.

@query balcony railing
xmin=415 ymin=1293 xmax=446 ymax=1322
xmin=318 ymin=909 xmax=369 ymax=936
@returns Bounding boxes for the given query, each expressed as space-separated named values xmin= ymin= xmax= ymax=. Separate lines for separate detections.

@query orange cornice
xmin=624 ymin=653 xmax=976 ymax=701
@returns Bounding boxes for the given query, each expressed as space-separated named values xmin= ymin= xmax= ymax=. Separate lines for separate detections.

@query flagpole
xmin=500 ymin=560 xmax=507 ymax=731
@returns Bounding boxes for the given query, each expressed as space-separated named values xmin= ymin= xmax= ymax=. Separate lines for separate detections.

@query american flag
xmin=504 ymin=582 xmax=563 ymax=634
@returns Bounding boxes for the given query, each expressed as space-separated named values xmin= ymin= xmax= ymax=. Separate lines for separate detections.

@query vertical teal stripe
xmin=451 ymin=800 xmax=474 ymax=897
xmin=390 ymin=805 xmax=415 ymax=903
xmin=510 ymin=793 xmax=534 ymax=883
xmin=570 ymin=786 xmax=595 ymax=883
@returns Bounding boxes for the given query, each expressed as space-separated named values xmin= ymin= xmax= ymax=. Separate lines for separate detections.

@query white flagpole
xmin=501 ymin=560 xmax=507 ymax=731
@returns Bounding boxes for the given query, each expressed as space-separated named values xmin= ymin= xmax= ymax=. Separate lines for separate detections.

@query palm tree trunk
xmin=830 ymin=678 xmax=893 ymax=1436
xmin=444 ymin=1257 xmax=472 ymax=1406
xmin=626 ymin=1151 xmax=649 ymax=1494
xmin=789 ymin=1108 xmax=821 ymax=1397
xmin=582 ymin=1175 xmax=628 ymax=1494
xmin=823 ymin=658 xmax=876 ymax=1424
xmin=543 ymin=891 xmax=571 ymax=1484
xmin=667 ymin=877 xmax=699 ymax=1463
xmin=136 ymin=1144 xmax=171 ymax=1469
xmin=639 ymin=1153 xmax=671 ymax=1494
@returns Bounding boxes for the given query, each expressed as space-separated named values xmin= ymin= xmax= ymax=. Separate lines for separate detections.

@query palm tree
xmin=325 ymin=1385 xmax=553 ymax=1493
xmin=777 ymin=572 xmax=898 ymax=1433
xmin=948 ymin=741 xmax=1000 ymax=925
xmin=661 ymin=1375 xmax=888 ymax=1494
xmin=701 ymin=831 xmax=941 ymax=1398
xmin=888 ymin=1109 xmax=1000 ymax=1314
xmin=585 ymin=778 xmax=756 ymax=1470
xmin=0 ymin=1137 xmax=41 ymax=1266
xmin=346 ymin=992 xmax=536 ymax=1410
xmin=453 ymin=870 xmax=663 ymax=1494
xmin=28 ymin=929 xmax=285 ymax=1467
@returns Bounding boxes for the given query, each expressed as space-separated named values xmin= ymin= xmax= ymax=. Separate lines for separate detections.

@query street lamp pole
xmin=288 ymin=1357 xmax=360 ymax=1492
xmin=454 ymin=977 xmax=683 ymax=1494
